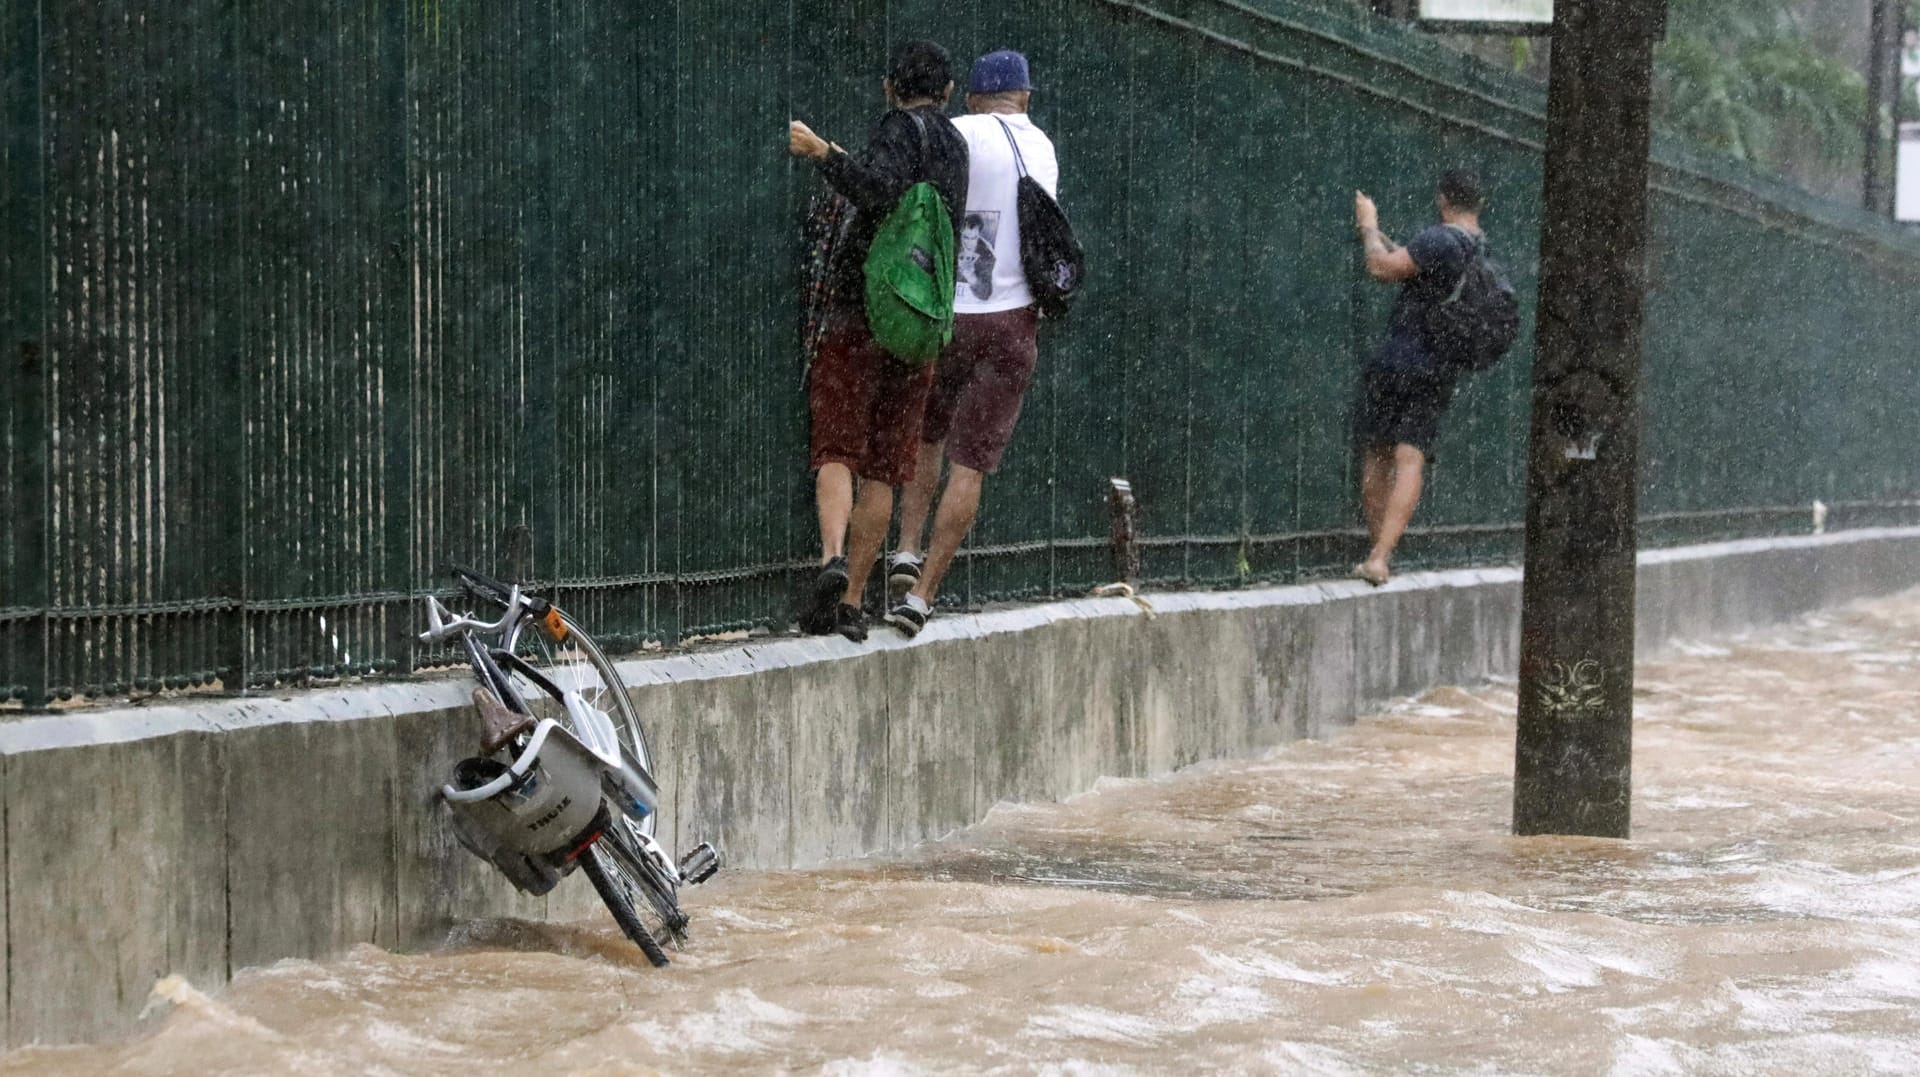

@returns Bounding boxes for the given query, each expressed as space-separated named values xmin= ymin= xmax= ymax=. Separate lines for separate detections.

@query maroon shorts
xmin=808 ymin=315 xmax=935 ymax=486
xmin=922 ymin=306 xmax=1040 ymax=474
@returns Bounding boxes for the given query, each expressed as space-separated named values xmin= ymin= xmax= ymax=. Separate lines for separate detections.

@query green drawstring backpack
xmin=863 ymin=114 xmax=955 ymax=366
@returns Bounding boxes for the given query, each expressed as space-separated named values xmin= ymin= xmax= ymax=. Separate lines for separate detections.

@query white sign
xmin=1420 ymin=0 xmax=1553 ymax=23
xmin=1897 ymin=124 xmax=1920 ymax=224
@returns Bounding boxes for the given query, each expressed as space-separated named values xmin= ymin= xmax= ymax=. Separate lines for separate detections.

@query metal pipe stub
xmin=1109 ymin=478 xmax=1140 ymax=585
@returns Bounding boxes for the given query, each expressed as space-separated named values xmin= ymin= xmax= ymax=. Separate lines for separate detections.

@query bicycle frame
xmin=426 ymin=590 xmax=659 ymax=816
xmin=421 ymin=571 xmax=718 ymax=964
xmin=421 ymin=586 xmax=547 ymax=723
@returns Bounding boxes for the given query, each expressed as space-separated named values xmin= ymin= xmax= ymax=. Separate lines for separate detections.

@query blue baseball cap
xmin=969 ymin=50 xmax=1034 ymax=94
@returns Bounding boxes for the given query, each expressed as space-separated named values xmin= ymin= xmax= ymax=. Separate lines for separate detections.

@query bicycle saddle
xmin=474 ymin=685 xmax=535 ymax=755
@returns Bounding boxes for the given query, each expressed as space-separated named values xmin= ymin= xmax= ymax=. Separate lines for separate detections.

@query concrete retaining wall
xmin=3 ymin=527 xmax=1918 ymax=1046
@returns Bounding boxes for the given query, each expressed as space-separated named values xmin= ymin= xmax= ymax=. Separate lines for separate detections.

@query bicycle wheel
xmin=598 ymin=816 xmax=688 ymax=942
xmin=500 ymin=610 xmax=658 ymax=838
xmin=581 ymin=842 xmax=671 ymax=968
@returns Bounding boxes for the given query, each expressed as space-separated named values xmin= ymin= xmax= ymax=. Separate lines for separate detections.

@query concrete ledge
xmin=4 ymin=526 xmax=1919 ymax=1045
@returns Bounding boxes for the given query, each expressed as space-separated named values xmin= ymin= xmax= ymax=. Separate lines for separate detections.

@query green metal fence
xmin=4 ymin=0 xmax=1917 ymax=707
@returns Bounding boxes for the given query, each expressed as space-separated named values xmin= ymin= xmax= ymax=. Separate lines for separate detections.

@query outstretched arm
xmin=789 ymin=120 xmax=840 ymax=161
xmin=793 ymin=113 xmax=920 ymax=218
xmin=1355 ymin=191 xmax=1418 ymax=283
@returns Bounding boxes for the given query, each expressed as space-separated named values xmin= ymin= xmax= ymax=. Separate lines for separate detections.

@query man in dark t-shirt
xmin=787 ymin=41 xmax=970 ymax=641
xmin=1350 ymin=169 xmax=1486 ymax=586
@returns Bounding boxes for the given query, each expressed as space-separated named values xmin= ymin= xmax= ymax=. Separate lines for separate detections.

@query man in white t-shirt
xmin=886 ymin=49 xmax=1060 ymax=637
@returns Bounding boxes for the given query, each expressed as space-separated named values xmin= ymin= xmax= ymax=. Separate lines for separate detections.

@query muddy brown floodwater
xmin=6 ymin=590 xmax=1920 ymax=1075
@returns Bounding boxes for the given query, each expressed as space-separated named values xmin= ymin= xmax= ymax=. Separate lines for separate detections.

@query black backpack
xmin=1424 ymin=225 xmax=1520 ymax=373
xmin=995 ymin=118 xmax=1085 ymax=320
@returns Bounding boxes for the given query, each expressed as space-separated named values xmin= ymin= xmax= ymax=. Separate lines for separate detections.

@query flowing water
xmin=7 ymin=591 xmax=1920 ymax=1075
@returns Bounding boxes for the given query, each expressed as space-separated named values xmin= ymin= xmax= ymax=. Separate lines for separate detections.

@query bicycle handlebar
xmin=418 ymin=587 xmax=529 ymax=645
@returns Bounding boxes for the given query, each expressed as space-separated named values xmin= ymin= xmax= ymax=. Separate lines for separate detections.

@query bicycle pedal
xmin=678 ymin=842 xmax=720 ymax=885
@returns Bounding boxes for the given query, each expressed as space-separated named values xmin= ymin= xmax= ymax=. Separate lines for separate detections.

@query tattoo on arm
xmin=1361 ymin=226 xmax=1399 ymax=258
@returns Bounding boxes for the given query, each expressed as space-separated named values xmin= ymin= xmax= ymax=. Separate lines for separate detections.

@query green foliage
xmin=1511 ymin=36 xmax=1535 ymax=74
xmin=1655 ymin=0 xmax=1866 ymax=176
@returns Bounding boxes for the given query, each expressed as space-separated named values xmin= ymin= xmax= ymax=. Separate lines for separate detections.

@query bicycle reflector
xmin=541 ymin=607 xmax=570 ymax=643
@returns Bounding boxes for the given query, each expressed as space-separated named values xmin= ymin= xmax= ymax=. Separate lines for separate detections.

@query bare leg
xmin=894 ymin=441 xmax=946 ymax=557
xmin=842 ymin=478 xmax=894 ymax=607
xmin=815 ymin=463 xmax=853 ymax=561
xmin=911 ymin=464 xmax=985 ymax=605
xmin=1361 ymin=444 xmax=1425 ymax=582
xmin=1360 ymin=448 xmax=1394 ymax=546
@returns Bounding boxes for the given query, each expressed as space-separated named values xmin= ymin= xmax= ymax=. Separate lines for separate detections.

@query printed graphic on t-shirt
xmin=956 ymin=211 xmax=1002 ymax=301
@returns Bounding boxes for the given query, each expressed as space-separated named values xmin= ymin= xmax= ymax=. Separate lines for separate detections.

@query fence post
xmin=215 ymin=0 xmax=250 ymax=694
xmin=379 ymin=0 xmax=414 ymax=675
xmin=523 ymin=0 xmax=559 ymax=587
xmin=4 ymin=0 xmax=48 ymax=708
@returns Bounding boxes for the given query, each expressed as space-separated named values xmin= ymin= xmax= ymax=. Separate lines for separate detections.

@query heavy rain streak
xmin=3 ymin=0 xmax=1919 ymax=1071
xmin=5 ymin=590 xmax=1918 ymax=1074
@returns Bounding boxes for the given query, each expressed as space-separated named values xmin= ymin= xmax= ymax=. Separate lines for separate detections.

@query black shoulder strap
xmin=906 ymin=109 xmax=931 ymax=173
xmin=993 ymin=117 xmax=1029 ymax=179
xmin=1438 ymin=224 xmax=1482 ymax=302
xmin=1443 ymin=222 xmax=1485 ymax=258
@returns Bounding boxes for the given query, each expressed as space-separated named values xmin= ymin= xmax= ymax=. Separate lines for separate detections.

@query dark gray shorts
xmin=1353 ymin=363 xmax=1457 ymax=458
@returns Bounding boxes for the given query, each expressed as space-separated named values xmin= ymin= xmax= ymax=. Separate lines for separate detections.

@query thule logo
xmin=526 ymin=795 xmax=573 ymax=831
